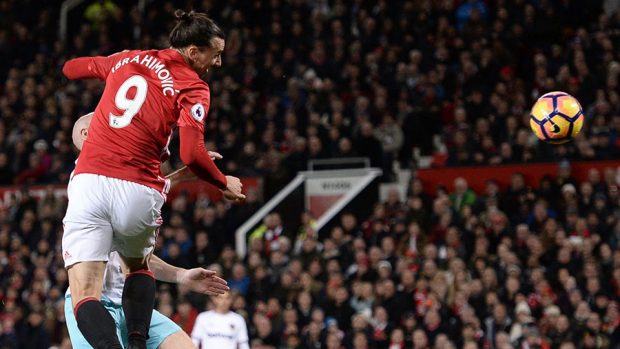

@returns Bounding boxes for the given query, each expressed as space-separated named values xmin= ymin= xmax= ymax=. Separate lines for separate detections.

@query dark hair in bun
xmin=174 ymin=9 xmax=193 ymax=22
xmin=169 ymin=9 xmax=224 ymax=48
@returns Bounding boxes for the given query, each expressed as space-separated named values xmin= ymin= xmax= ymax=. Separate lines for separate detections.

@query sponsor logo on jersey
xmin=191 ymin=103 xmax=205 ymax=122
xmin=205 ymin=332 xmax=235 ymax=340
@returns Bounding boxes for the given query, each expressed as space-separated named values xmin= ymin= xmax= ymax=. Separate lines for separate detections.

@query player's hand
xmin=208 ymin=151 xmax=223 ymax=161
xmin=222 ymin=175 xmax=246 ymax=201
xmin=177 ymin=268 xmax=229 ymax=296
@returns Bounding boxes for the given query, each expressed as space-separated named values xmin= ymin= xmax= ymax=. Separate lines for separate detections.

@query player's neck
xmin=214 ymin=308 xmax=229 ymax=314
xmin=172 ymin=47 xmax=191 ymax=65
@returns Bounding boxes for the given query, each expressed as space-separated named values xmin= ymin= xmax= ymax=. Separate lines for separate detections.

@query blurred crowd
xmin=2 ymin=0 xmax=620 ymax=188
xmin=5 ymin=158 xmax=620 ymax=349
xmin=2 ymin=0 xmax=620 ymax=348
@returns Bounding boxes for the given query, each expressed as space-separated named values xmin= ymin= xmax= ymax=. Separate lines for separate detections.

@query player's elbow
xmin=179 ymin=127 xmax=204 ymax=167
xmin=180 ymin=146 xmax=198 ymax=167
xmin=62 ymin=60 xmax=78 ymax=79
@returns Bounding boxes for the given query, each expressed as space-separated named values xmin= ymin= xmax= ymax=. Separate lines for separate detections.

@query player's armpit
xmin=179 ymin=126 xmax=227 ymax=189
xmin=62 ymin=55 xmax=114 ymax=80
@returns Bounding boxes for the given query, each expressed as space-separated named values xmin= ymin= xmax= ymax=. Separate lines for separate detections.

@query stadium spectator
xmin=192 ymin=292 xmax=249 ymax=349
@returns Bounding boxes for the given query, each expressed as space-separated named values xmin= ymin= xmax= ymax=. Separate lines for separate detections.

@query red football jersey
xmin=64 ymin=49 xmax=211 ymax=193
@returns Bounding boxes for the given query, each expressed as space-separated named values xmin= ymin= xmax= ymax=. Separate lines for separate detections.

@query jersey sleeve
xmin=177 ymin=85 xmax=210 ymax=133
xmin=191 ymin=313 xmax=205 ymax=348
xmin=237 ymin=315 xmax=250 ymax=349
xmin=62 ymin=51 xmax=126 ymax=81
xmin=179 ymin=126 xmax=227 ymax=189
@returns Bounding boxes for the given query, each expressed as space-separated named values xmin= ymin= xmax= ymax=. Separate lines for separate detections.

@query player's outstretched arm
xmin=62 ymin=51 xmax=126 ymax=80
xmin=149 ymin=255 xmax=229 ymax=296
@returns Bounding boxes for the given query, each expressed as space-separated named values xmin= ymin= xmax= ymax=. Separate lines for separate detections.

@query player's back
xmin=72 ymin=48 xmax=208 ymax=192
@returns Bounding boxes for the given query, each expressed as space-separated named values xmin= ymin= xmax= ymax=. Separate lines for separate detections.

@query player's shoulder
xmin=178 ymin=75 xmax=209 ymax=94
xmin=155 ymin=50 xmax=209 ymax=92
xmin=110 ymin=49 xmax=143 ymax=60
xmin=156 ymin=50 xmax=204 ymax=82
xmin=229 ymin=311 xmax=245 ymax=323
xmin=197 ymin=310 xmax=216 ymax=320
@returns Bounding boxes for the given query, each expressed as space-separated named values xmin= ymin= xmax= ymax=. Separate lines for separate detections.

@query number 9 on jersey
xmin=110 ymin=75 xmax=148 ymax=129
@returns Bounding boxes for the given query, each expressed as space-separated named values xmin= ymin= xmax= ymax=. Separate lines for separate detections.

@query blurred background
xmin=2 ymin=0 xmax=620 ymax=348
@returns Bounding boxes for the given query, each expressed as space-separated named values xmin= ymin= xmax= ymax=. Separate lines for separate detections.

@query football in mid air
xmin=530 ymin=91 xmax=584 ymax=144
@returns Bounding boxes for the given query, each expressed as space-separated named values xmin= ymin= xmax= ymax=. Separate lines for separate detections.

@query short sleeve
xmin=177 ymin=86 xmax=210 ymax=133
xmin=237 ymin=315 xmax=249 ymax=348
xmin=191 ymin=313 xmax=204 ymax=346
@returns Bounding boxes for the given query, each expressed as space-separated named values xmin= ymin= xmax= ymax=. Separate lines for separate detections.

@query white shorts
xmin=62 ymin=174 xmax=165 ymax=268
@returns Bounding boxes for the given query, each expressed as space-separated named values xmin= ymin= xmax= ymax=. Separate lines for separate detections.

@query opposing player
xmin=61 ymin=10 xmax=244 ymax=349
xmin=191 ymin=292 xmax=249 ymax=349
xmin=66 ymin=254 xmax=225 ymax=349
xmin=66 ymin=113 xmax=227 ymax=348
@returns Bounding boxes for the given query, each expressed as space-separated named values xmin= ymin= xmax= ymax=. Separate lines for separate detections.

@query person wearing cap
xmin=539 ymin=305 xmax=562 ymax=338
xmin=560 ymin=183 xmax=580 ymax=221
xmin=377 ymin=260 xmax=393 ymax=280
xmin=561 ymin=183 xmax=577 ymax=197
xmin=510 ymin=301 xmax=534 ymax=344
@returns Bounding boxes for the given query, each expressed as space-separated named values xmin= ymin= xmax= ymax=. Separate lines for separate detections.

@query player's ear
xmin=81 ymin=128 xmax=88 ymax=139
xmin=187 ymin=45 xmax=199 ymax=61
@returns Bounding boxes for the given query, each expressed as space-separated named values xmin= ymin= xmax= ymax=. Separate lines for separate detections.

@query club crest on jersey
xmin=191 ymin=103 xmax=205 ymax=122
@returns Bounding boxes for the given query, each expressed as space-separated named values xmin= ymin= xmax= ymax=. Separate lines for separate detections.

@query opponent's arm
xmin=165 ymin=152 xmax=221 ymax=186
xmin=149 ymin=255 xmax=228 ymax=296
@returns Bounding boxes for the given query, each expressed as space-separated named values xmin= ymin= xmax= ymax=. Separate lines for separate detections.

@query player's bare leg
xmin=121 ymin=254 xmax=156 ymax=349
xmin=159 ymin=331 xmax=197 ymax=349
xmin=68 ymin=261 xmax=122 ymax=348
